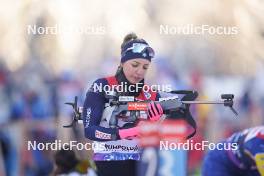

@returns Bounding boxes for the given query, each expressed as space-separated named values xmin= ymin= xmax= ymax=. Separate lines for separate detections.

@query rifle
xmin=64 ymin=90 xmax=238 ymax=138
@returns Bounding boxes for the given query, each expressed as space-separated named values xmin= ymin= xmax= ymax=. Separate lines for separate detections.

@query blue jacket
xmin=82 ymin=75 xmax=160 ymax=142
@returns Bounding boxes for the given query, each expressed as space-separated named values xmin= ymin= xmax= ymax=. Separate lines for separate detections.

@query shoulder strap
xmin=181 ymin=92 xmax=198 ymax=139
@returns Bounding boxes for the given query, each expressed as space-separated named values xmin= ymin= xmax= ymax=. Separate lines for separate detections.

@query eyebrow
xmin=132 ymin=61 xmax=149 ymax=66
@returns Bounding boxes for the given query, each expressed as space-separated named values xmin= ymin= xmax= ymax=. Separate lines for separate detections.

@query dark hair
xmin=117 ymin=33 xmax=138 ymax=73
xmin=121 ymin=32 xmax=138 ymax=49
xmin=115 ymin=65 xmax=123 ymax=76
xmin=54 ymin=148 xmax=79 ymax=174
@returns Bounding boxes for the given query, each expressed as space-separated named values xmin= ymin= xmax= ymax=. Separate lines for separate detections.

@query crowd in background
xmin=0 ymin=57 xmax=263 ymax=175
xmin=0 ymin=0 xmax=264 ymax=175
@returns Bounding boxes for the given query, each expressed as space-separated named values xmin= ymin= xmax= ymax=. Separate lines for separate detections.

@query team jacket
xmin=226 ymin=126 xmax=264 ymax=171
xmin=82 ymin=75 xmax=160 ymax=161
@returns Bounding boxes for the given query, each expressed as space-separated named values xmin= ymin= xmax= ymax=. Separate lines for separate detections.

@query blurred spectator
xmin=53 ymin=147 xmax=97 ymax=176
xmin=0 ymin=131 xmax=18 ymax=176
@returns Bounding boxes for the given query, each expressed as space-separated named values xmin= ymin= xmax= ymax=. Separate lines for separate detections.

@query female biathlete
xmin=82 ymin=33 xmax=163 ymax=176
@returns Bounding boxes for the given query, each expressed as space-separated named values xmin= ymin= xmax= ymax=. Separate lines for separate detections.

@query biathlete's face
xmin=122 ymin=58 xmax=150 ymax=84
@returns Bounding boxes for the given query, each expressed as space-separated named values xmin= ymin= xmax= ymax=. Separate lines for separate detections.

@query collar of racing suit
xmin=115 ymin=67 xmax=144 ymax=97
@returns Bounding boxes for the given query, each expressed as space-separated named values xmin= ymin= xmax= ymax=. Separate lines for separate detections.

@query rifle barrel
xmin=181 ymin=100 xmax=226 ymax=104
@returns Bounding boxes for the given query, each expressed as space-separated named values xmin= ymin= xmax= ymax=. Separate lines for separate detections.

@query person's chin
xmin=128 ymin=77 xmax=142 ymax=84
xmin=129 ymin=79 xmax=138 ymax=84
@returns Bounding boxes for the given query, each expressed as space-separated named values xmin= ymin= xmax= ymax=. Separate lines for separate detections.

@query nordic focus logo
xmin=160 ymin=24 xmax=239 ymax=35
xmin=27 ymin=140 xmax=105 ymax=151
xmin=89 ymin=82 xmax=172 ymax=93
xmin=27 ymin=24 xmax=106 ymax=35
xmin=160 ymin=140 xmax=239 ymax=151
